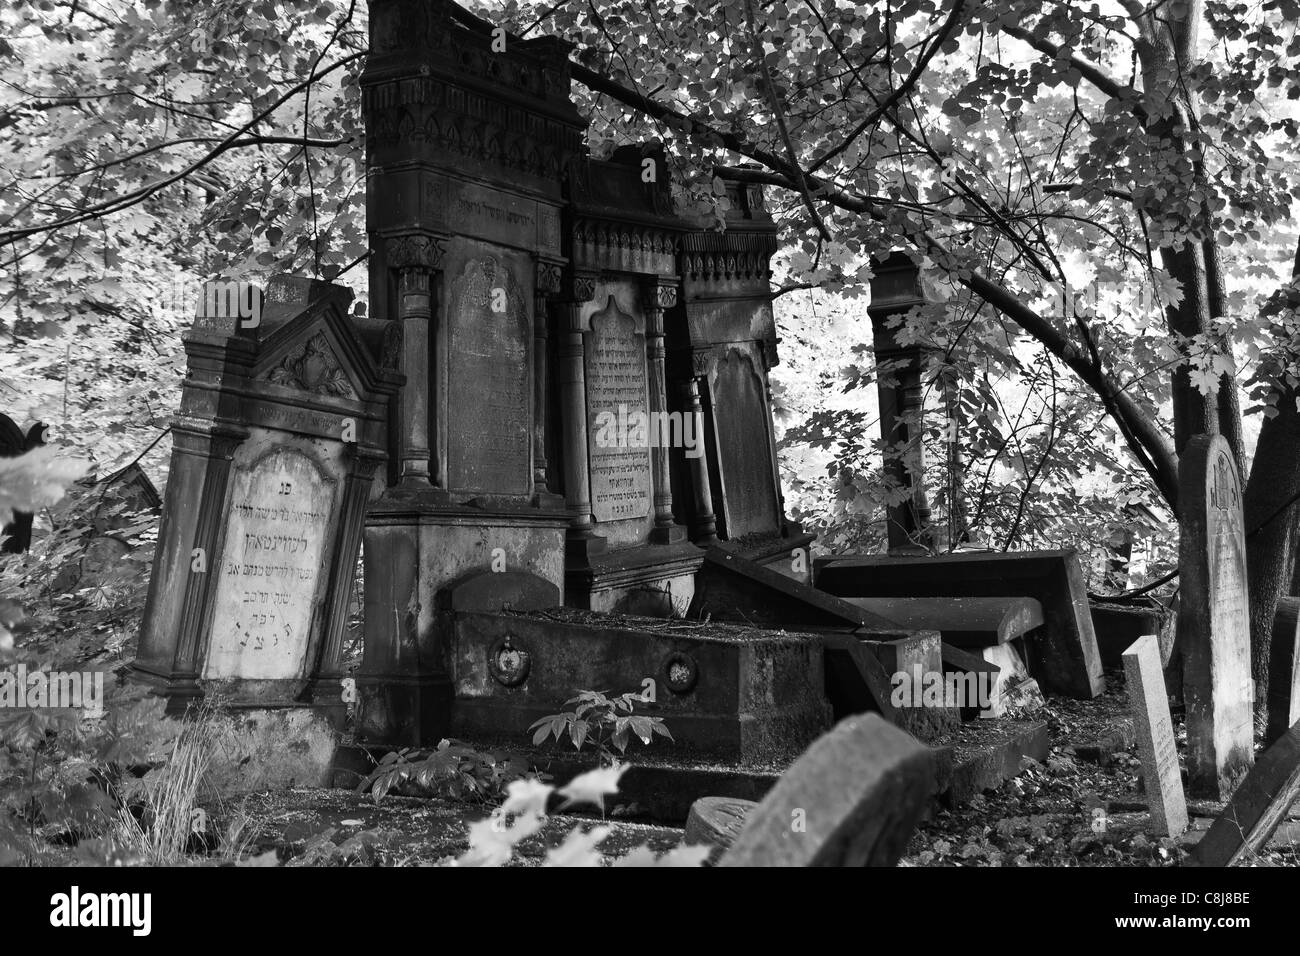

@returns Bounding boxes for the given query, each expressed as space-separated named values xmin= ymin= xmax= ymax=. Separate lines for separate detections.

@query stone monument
xmin=1178 ymin=433 xmax=1254 ymax=799
xmin=134 ymin=276 xmax=399 ymax=719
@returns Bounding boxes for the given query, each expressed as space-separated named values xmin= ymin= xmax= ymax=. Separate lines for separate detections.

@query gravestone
xmin=667 ymin=179 xmax=813 ymax=571
xmin=718 ymin=713 xmax=935 ymax=866
xmin=559 ymin=146 xmax=701 ymax=614
xmin=1267 ymin=597 xmax=1300 ymax=744
xmin=1122 ymin=634 xmax=1187 ymax=837
xmin=1178 ymin=434 xmax=1253 ymax=799
xmin=357 ymin=0 xmax=584 ymax=744
xmin=134 ymin=275 xmax=398 ymax=718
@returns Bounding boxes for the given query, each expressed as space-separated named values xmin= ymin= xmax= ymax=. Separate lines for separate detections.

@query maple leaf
xmin=542 ymin=824 xmax=610 ymax=867
xmin=557 ymin=763 xmax=628 ymax=813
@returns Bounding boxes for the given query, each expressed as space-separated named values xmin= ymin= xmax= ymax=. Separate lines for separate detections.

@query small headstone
xmin=1178 ymin=434 xmax=1253 ymax=799
xmin=1266 ymin=597 xmax=1300 ymax=744
xmin=1192 ymin=722 xmax=1300 ymax=866
xmin=1122 ymin=634 xmax=1188 ymax=837
xmin=718 ymin=713 xmax=935 ymax=867
xmin=684 ymin=796 xmax=755 ymax=858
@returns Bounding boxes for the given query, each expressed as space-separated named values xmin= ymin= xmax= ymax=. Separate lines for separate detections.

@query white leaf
xmin=557 ymin=763 xmax=628 ymax=812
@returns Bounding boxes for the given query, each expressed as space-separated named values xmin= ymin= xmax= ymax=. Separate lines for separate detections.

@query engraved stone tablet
xmin=1179 ymin=434 xmax=1253 ymax=799
xmin=1123 ymin=634 xmax=1187 ymax=836
xmin=584 ymin=294 xmax=652 ymax=522
xmin=205 ymin=446 xmax=336 ymax=680
xmin=447 ymin=254 xmax=531 ymax=496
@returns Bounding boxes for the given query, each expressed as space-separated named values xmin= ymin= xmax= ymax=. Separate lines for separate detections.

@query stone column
xmin=386 ymin=235 xmax=445 ymax=487
xmin=533 ymin=260 xmax=562 ymax=499
xmin=872 ymin=326 xmax=933 ymax=554
xmin=559 ymin=274 xmax=603 ymax=554
xmin=646 ymin=279 xmax=683 ymax=543
xmin=683 ymin=349 xmax=718 ymax=543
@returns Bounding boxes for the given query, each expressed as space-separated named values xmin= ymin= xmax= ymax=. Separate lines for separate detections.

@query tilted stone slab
xmin=1192 ymin=722 xmax=1300 ymax=866
xmin=846 ymin=596 xmax=1043 ymax=647
xmin=719 ymin=713 xmax=935 ymax=866
xmin=1267 ymin=597 xmax=1300 ymax=744
xmin=815 ymin=550 xmax=1104 ymax=699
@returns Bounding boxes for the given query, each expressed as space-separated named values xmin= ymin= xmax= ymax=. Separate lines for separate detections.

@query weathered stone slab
xmin=584 ymin=295 xmax=652 ymax=523
xmin=445 ymin=253 xmax=532 ymax=496
xmin=847 ymin=596 xmax=1043 ymax=647
xmin=451 ymin=607 xmax=832 ymax=763
xmin=1178 ymin=434 xmax=1254 ymax=799
xmin=719 ymin=713 xmax=935 ymax=866
xmin=1122 ymin=634 xmax=1188 ymax=837
xmin=684 ymin=795 xmax=755 ymax=858
xmin=1192 ymin=722 xmax=1300 ymax=866
xmin=135 ymin=277 xmax=398 ymax=716
xmin=1267 ymin=597 xmax=1300 ymax=744
xmin=710 ymin=348 xmax=782 ymax=539
xmin=934 ymin=719 xmax=1050 ymax=806
xmin=205 ymin=445 xmax=337 ymax=680
xmin=691 ymin=546 xmax=903 ymax=632
xmin=815 ymin=550 xmax=1104 ymax=698
xmin=865 ymin=631 xmax=961 ymax=741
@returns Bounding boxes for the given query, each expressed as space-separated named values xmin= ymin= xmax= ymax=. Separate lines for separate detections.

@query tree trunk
xmin=1242 ymin=241 xmax=1300 ymax=732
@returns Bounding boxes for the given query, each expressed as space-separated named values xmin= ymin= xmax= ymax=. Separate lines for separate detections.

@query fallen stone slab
xmin=933 ymin=719 xmax=1051 ymax=806
xmin=1191 ymin=722 xmax=1300 ymax=866
xmin=816 ymin=550 xmax=1104 ymax=699
xmin=847 ymin=596 xmax=1043 ymax=647
xmin=719 ymin=713 xmax=935 ymax=866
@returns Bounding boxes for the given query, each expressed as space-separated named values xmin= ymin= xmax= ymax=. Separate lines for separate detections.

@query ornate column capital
xmin=385 ymin=233 xmax=448 ymax=272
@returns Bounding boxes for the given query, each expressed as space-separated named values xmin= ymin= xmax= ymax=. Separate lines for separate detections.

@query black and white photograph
xmin=0 ymin=0 xmax=1295 ymax=930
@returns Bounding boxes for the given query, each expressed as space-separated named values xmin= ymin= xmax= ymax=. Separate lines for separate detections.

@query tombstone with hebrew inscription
xmin=1178 ymin=434 xmax=1254 ymax=799
xmin=133 ymin=276 xmax=399 ymax=720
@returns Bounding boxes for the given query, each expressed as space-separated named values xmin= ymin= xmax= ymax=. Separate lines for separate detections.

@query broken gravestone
xmin=1122 ymin=634 xmax=1187 ymax=837
xmin=1192 ymin=721 xmax=1300 ymax=866
xmin=1267 ymin=597 xmax=1300 ymax=744
xmin=718 ymin=712 xmax=934 ymax=866
xmin=815 ymin=549 xmax=1104 ymax=699
xmin=684 ymin=795 xmax=756 ymax=861
xmin=1178 ymin=434 xmax=1253 ymax=799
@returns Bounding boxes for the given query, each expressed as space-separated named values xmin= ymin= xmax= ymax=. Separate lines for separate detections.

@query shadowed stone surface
xmin=1267 ymin=597 xmax=1300 ymax=744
